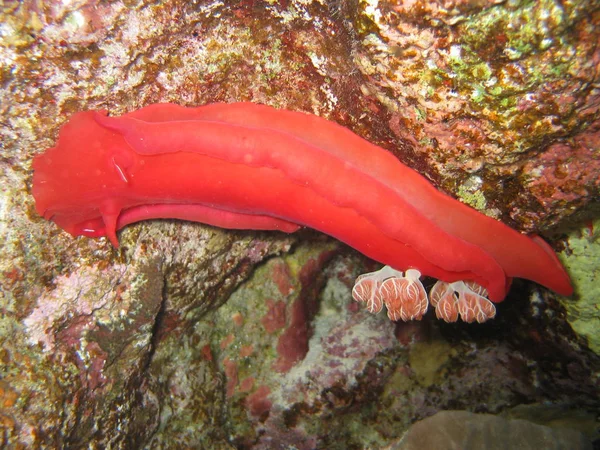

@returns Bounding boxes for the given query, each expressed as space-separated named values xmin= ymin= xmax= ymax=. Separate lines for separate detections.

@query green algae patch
xmin=558 ymin=218 xmax=600 ymax=355
xmin=409 ymin=340 xmax=453 ymax=387
xmin=457 ymin=179 xmax=488 ymax=212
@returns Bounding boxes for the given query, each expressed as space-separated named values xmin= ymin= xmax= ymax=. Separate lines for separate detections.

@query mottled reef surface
xmin=0 ymin=1 xmax=598 ymax=448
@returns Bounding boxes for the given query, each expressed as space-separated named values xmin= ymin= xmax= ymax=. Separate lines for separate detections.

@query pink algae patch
xmin=201 ymin=344 xmax=213 ymax=361
xmin=272 ymin=253 xmax=335 ymax=373
xmin=220 ymin=333 xmax=235 ymax=350
xmin=232 ymin=312 xmax=244 ymax=327
xmin=246 ymin=385 xmax=272 ymax=418
xmin=272 ymin=295 xmax=309 ymax=373
xmin=347 ymin=300 xmax=361 ymax=313
xmin=239 ymin=376 xmax=255 ymax=393
xmin=261 ymin=299 xmax=287 ymax=334
xmin=271 ymin=260 xmax=294 ymax=296
xmin=239 ymin=344 xmax=254 ymax=357
xmin=524 ymin=127 xmax=600 ymax=211
xmin=78 ymin=341 xmax=108 ymax=391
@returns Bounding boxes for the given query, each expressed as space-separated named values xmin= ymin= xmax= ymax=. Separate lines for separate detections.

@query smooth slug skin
xmin=32 ymin=103 xmax=573 ymax=302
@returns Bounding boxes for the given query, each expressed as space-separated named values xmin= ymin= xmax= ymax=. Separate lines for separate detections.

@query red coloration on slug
xmin=32 ymin=103 xmax=573 ymax=304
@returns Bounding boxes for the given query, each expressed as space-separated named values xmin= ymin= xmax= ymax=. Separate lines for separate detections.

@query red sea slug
xmin=32 ymin=103 xmax=573 ymax=323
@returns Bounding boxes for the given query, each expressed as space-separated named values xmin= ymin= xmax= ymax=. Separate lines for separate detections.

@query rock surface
xmin=0 ymin=0 xmax=598 ymax=448
xmin=395 ymin=410 xmax=592 ymax=450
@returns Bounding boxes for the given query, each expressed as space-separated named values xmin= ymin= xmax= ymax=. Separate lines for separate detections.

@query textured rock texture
xmin=0 ymin=0 xmax=598 ymax=448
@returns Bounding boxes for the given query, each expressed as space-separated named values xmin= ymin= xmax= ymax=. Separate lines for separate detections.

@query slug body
xmin=32 ymin=103 xmax=572 ymax=314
